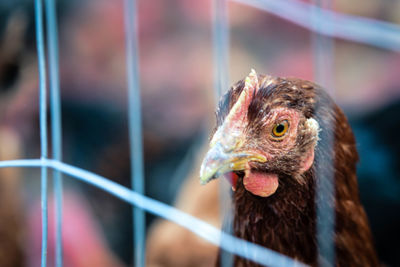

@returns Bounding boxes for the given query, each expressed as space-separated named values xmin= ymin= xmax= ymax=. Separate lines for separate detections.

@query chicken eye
xmin=272 ymin=120 xmax=289 ymax=138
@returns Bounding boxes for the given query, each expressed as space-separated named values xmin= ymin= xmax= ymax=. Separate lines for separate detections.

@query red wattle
xmin=243 ymin=171 xmax=278 ymax=197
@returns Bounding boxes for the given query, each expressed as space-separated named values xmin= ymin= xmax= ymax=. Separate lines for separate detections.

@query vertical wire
xmin=124 ymin=0 xmax=145 ymax=266
xmin=212 ymin=0 xmax=232 ymax=266
xmin=45 ymin=0 xmax=63 ymax=266
xmin=312 ymin=0 xmax=335 ymax=266
xmin=312 ymin=0 xmax=335 ymax=96
xmin=213 ymin=0 xmax=230 ymax=103
xmin=35 ymin=0 xmax=49 ymax=266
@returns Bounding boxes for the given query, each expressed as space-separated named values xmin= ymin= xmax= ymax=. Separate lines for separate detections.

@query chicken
xmin=200 ymin=70 xmax=378 ymax=266
xmin=146 ymin=144 xmax=221 ymax=267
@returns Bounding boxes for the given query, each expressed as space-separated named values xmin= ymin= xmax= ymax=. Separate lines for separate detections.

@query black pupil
xmin=276 ymin=124 xmax=285 ymax=133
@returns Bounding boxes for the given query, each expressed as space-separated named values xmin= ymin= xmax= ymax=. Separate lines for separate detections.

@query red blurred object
xmin=27 ymin=192 xmax=124 ymax=267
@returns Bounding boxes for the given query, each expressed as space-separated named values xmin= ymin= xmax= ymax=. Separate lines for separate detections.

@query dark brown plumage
xmin=200 ymin=70 xmax=378 ymax=266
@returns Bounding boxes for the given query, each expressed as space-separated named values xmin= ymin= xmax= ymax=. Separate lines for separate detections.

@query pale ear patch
xmin=299 ymin=118 xmax=319 ymax=173
xmin=305 ymin=118 xmax=320 ymax=140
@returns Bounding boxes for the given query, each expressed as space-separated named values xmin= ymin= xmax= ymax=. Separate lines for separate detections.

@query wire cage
xmin=0 ymin=0 xmax=400 ymax=266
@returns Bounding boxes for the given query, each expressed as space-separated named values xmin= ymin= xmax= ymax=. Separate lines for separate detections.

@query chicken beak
xmin=200 ymin=142 xmax=267 ymax=185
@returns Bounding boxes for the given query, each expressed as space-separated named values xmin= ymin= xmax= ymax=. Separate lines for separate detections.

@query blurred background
xmin=0 ymin=0 xmax=399 ymax=266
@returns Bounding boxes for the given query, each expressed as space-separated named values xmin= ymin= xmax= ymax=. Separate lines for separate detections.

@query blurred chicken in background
xmin=0 ymin=7 xmax=29 ymax=267
xmin=146 ymin=156 xmax=220 ymax=267
xmin=0 ymin=129 xmax=24 ymax=267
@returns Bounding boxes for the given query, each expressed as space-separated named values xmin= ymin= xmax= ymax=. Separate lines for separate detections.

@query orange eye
xmin=272 ymin=120 xmax=289 ymax=138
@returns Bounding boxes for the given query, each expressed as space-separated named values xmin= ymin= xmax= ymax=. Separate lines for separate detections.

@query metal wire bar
xmin=44 ymin=0 xmax=63 ymax=266
xmin=213 ymin=0 xmax=230 ymax=102
xmin=0 ymin=159 xmax=308 ymax=267
xmin=233 ymin=0 xmax=400 ymax=52
xmin=123 ymin=0 xmax=145 ymax=266
xmin=34 ymin=0 xmax=49 ymax=266
xmin=312 ymin=1 xmax=335 ymax=266
xmin=213 ymin=0 xmax=233 ymax=265
xmin=311 ymin=0 xmax=335 ymax=94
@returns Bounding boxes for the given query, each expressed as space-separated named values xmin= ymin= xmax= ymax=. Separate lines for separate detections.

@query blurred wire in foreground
xmin=0 ymin=158 xmax=307 ymax=267
xmin=44 ymin=0 xmax=63 ymax=266
xmin=34 ymin=0 xmax=49 ymax=266
xmin=233 ymin=0 xmax=400 ymax=51
xmin=213 ymin=0 xmax=234 ymax=266
xmin=311 ymin=0 xmax=335 ymax=94
xmin=213 ymin=0 xmax=230 ymax=102
xmin=124 ymin=0 xmax=146 ymax=266
xmin=312 ymin=1 xmax=335 ymax=266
